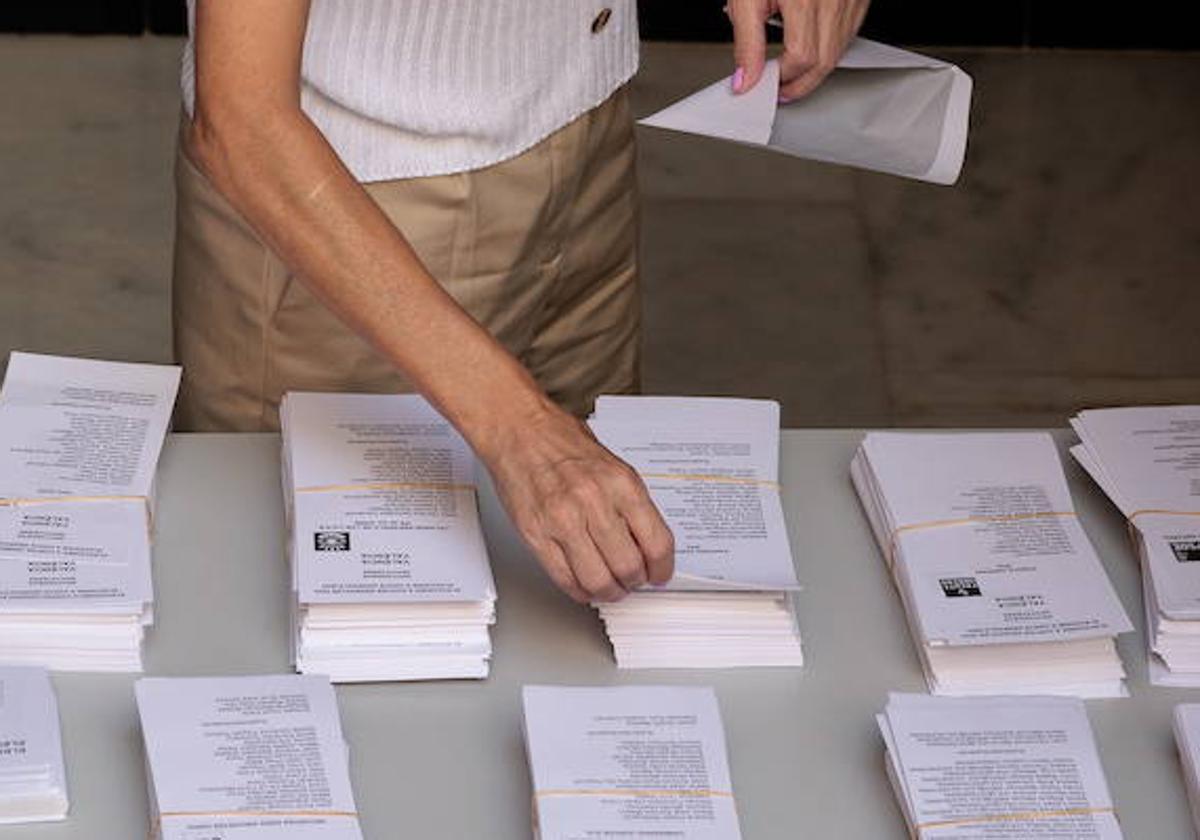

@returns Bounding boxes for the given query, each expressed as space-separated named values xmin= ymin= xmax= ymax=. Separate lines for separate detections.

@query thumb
xmin=728 ymin=2 xmax=767 ymax=94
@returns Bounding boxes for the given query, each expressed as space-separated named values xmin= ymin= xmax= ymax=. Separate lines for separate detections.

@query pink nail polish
xmin=731 ymin=67 xmax=745 ymax=93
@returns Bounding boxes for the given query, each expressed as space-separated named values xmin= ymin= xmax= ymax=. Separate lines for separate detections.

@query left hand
xmin=727 ymin=0 xmax=871 ymax=101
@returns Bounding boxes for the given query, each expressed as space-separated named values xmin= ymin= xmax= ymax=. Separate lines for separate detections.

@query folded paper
xmin=640 ymin=38 xmax=972 ymax=185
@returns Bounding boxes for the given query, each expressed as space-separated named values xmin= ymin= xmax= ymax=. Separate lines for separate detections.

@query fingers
xmin=772 ymin=0 xmax=820 ymax=100
xmin=727 ymin=0 xmax=769 ymax=93
xmin=617 ymin=484 xmax=675 ymax=586
xmin=528 ymin=536 xmax=592 ymax=604
xmin=587 ymin=511 xmax=649 ymax=591
xmin=561 ymin=532 xmax=627 ymax=603
xmin=542 ymin=489 xmax=629 ymax=603
xmin=778 ymin=0 xmax=867 ymax=101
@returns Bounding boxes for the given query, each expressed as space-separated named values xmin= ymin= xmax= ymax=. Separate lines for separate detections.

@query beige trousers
xmin=172 ymin=88 xmax=640 ymax=432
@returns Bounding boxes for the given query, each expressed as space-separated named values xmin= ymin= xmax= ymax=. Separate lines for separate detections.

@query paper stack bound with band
xmin=136 ymin=674 xmax=363 ymax=840
xmin=587 ymin=397 xmax=803 ymax=669
xmin=281 ymin=392 xmax=496 ymax=682
xmin=1175 ymin=704 xmax=1200 ymax=835
xmin=0 ymin=352 xmax=180 ymax=672
xmin=1070 ymin=406 xmax=1200 ymax=686
xmin=522 ymin=685 xmax=744 ymax=840
xmin=851 ymin=431 xmax=1132 ymax=697
xmin=878 ymin=693 xmax=1123 ymax=839
xmin=0 ymin=666 xmax=68 ymax=825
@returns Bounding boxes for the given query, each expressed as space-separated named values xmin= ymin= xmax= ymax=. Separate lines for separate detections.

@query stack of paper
xmin=851 ymin=432 xmax=1132 ymax=697
xmin=640 ymin=37 xmax=972 ymax=185
xmin=0 ymin=666 xmax=68 ymax=825
xmin=281 ymin=392 xmax=496 ymax=682
xmin=136 ymin=674 xmax=363 ymax=840
xmin=588 ymin=396 xmax=803 ymax=669
xmin=878 ymin=693 xmax=1123 ymax=839
xmin=1071 ymin=406 xmax=1200 ymax=686
xmin=522 ymin=685 xmax=743 ymax=840
xmin=1175 ymin=704 xmax=1200 ymax=836
xmin=0 ymin=352 xmax=180 ymax=671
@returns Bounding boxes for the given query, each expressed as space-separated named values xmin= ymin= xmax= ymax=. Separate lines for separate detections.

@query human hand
xmin=727 ymin=0 xmax=870 ymax=101
xmin=483 ymin=404 xmax=674 ymax=603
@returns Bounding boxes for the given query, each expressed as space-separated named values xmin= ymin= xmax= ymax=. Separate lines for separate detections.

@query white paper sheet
xmin=283 ymin=392 xmax=494 ymax=605
xmin=136 ymin=674 xmax=363 ymax=840
xmin=0 ymin=665 xmax=68 ymax=825
xmin=522 ymin=685 xmax=743 ymax=840
xmin=1174 ymin=704 xmax=1200 ymax=836
xmin=640 ymin=38 xmax=972 ymax=185
xmin=281 ymin=392 xmax=496 ymax=682
xmin=589 ymin=396 xmax=797 ymax=591
xmin=859 ymin=432 xmax=1132 ymax=646
xmin=879 ymin=693 xmax=1122 ymax=839
xmin=0 ymin=352 xmax=180 ymax=499
xmin=0 ymin=353 xmax=179 ymax=671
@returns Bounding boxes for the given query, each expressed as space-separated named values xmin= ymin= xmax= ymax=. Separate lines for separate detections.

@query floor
xmin=1 ymin=37 xmax=1197 ymax=427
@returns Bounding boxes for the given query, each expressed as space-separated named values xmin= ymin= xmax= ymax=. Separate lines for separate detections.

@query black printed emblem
xmin=1171 ymin=540 xmax=1200 ymax=563
xmin=939 ymin=577 xmax=982 ymax=597
xmin=314 ymin=531 xmax=351 ymax=552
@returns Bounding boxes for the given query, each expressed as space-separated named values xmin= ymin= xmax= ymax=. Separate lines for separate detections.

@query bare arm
xmin=189 ymin=0 xmax=673 ymax=601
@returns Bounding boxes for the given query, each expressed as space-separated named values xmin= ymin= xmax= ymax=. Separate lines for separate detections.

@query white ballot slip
xmin=640 ymin=38 xmax=972 ymax=185
xmin=136 ymin=674 xmax=363 ymax=840
xmin=852 ymin=432 xmax=1132 ymax=697
xmin=587 ymin=396 xmax=803 ymax=669
xmin=1174 ymin=704 xmax=1200 ymax=837
xmin=281 ymin=392 xmax=496 ymax=682
xmin=1071 ymin=406 xmax=1200 ymax=686
xmin=522 ymin=685 xmax=743 ymax=840
xmin=878 ymin=693 xmax=1123 ymax=839
xmin=0 ymin=666 xmax=68 ymax=825
xmin=0 ymin=352 xmax=180 ymax=672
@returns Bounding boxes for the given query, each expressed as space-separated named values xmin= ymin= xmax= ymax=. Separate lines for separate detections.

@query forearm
xmin=185 ymin=103 xmax=553 ymax=458
xmin=187 ymin=0 xmax=673 ymax=601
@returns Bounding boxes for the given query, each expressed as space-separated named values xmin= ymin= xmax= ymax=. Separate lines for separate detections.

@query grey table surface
xmin=6 ymin=430 xmax=1195 ymax=839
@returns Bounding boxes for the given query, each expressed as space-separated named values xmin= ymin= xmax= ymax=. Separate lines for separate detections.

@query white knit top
xmin=181 ymin=1 xmax=639 ymax=182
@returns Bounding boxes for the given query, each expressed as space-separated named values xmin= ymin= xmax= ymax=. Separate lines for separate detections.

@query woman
xmin=174 ymin=0 xmax=867 ymax=604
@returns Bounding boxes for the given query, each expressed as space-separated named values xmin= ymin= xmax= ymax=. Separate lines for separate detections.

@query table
xmin=7 ymin=430 xmax=1196 ymax=838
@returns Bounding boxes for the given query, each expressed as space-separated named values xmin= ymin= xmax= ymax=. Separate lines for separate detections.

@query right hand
xmin=482 ymin=404 xmax=675 ymax=603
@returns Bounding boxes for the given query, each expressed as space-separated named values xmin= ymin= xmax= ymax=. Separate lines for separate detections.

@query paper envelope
xmin=639 ymin=38 xmax=973 ymax=185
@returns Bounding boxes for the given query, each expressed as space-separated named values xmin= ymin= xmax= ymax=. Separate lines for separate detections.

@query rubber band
xmin=1129 ymin=508 xmax=1200 ymax=521
xmin=886 ymin=511 xmax=1078 ymax=570
xmin=915 ymin=805 xmax=1115 ymax=832
xmin=0 ymin=493 xmax=145 ymax=508
xmin=535 ymin=787 xmax=734 ymax=799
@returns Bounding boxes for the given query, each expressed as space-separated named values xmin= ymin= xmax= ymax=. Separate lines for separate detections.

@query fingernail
xmin=731 ymin=66 xmax=745 ymax=93
xmin=777 ymin=93 xmax=792 ymax=104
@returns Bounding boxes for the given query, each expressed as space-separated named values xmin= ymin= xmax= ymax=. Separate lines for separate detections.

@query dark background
xmin=0 ymin=0 xmax=1197 ymax=49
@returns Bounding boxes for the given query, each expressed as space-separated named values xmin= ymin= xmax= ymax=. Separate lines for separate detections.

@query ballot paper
xmin=0 ymin=666 xmax=68 ymax=825
xmin=136 ymin=674 xmax=363 ymax=840
xmin=281 ymin=392 xmax=496 ymax=682
xmin=852 ymin=432 xmax=1132 ymax=697
xmin=640 ymin=38 xmax=972 ymax=184
xmin=587 ymin=396 xmax=803 ymax=669
xmin=1174 ymin=704 xmax=1200 ymax=837
xmin=1071 ymin=406 xmax=1200 ymax=686
xmin=878 ymin=693 xmax=1123 ymax=839
xmin=522 ymin=685 xmax=743 ymax=840
xmin=0 ymin=352 xmax=180 ymax=671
